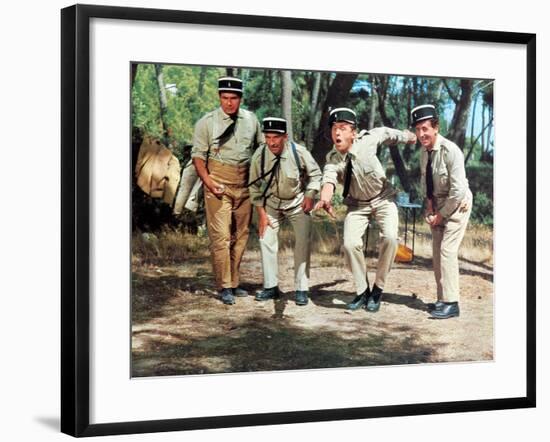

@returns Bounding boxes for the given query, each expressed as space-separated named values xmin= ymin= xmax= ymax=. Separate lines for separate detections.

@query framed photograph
xmin=61 ymin=4 xmax=536 ymax=437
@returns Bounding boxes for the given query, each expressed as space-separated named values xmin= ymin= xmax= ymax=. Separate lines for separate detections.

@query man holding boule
xmin=411 ymin=104 xmax=472 ymax=319
xmin=249 ymin=117 xmax=322 ymax=306
xmin=191 ymin=77 xmax=263 ymax=305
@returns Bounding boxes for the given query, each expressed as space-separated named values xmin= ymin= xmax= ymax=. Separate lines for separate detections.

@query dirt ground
xmin=131 ymin=248 xmax=493 ymax=377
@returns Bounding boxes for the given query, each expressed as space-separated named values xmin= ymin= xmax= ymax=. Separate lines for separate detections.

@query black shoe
xmin=347 ymin=288 xmax=370 ymax=310
xmin=430 ymin=302 xmax=460 ymax=319
xmin=220 ymin=288 xmax=235 ymax=305
xmin=427 ymin=300 xmax=445 ymax=311
xmin=295 ymin=290 xmax=309 ymax=306
xmin=232 ymin=287 xmax=248 ymax=297
xmin=255 ymin=286 xmax=279 ymax=301
xmin=365 ymin=285 xmax=383 ymax=313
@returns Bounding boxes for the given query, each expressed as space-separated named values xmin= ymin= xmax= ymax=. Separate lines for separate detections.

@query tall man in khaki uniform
xmin=191 ymin=77 xmax=263 ymax=305
xmin=315 ymin=108 xmax=417 ymax=312
xmin=412 ymin=104 xmax=472 ymax=319
xmin=249 ymin=117 xmax=322 ymax=306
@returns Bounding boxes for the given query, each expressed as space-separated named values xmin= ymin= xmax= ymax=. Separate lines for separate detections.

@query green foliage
xmin=471 ymin=192 xmax=493 ymax=226
xmin=132 ymin=64 xmax=223 ymax=153
xmin=132 ymin=65 xmax=164 ymax=140
xmin=467 ymin=162 xmax=493 ymax=226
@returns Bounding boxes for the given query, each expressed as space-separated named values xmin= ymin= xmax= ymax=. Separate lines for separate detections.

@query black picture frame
xmin=61 ymin=3 xmax=536 ymax=437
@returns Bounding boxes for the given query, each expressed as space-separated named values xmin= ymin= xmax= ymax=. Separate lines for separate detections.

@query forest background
xmin=131 ymin=64 xmax=494 ymax=231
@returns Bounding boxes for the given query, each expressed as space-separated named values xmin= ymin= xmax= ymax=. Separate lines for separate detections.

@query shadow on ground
xmin=132 ymin=315 xmax=434 ymax=377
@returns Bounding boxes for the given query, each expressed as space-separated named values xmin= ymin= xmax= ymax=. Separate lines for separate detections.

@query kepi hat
xmin=262 ymin=117 xmax=287 ymax=134
xmin=411 ymin=104 xmax=437 ymax=126
xmin=328 ymin=107 xmax=357 ymax=127
xmin=218 ymin=76 xmax=243 ymax=95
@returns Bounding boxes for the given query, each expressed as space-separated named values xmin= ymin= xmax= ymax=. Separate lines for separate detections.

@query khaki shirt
xmin=249 ymin=141 xmax=322 ymax=210
xmin=191 ymin=107 xmax=263 ymax=166
xmin=322 ymin=127 xmax=410 ymax=204
xmin=420 ymin=134 xmax=470 ymax=218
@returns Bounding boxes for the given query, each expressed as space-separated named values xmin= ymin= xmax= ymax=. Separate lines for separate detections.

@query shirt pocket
xmin=357 ymin=163 xmax=384 ymax=197
xmin=282 ymin=171 xmax=301 ymax=196
xmin=238 ymin=121 xmax=256 ymax=147
xmin=240 ymin=133 xmax=252 ymax=147
xmin=437 ymin=166 xmax=449 ymax=189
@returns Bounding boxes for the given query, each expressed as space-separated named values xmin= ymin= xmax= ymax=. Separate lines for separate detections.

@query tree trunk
xmin=131 ymin=63 xmax=138 ymax=88
xmin=374 ymin=75 xmax=412 ymax=195
xmin=434 ymin=80 xmax=443 ymax=102
xmin=447 ymin=79 xmax=474 ymax=149
xmin=481 ymin=101 xmax=486 ymax=156
xmin=312 ymin=73 xmax=358 ymax=166
xmin=241 ymin=68 xmax=249 ymax=84
xmin=413 ymin=77 xmax=418 ymax=108
xmin=465 ymin=92 xmax=478 ymax=164
xmin=368 ymin=76 xmax=377 ymax=130
xmin=281 ymin=70 xmax=294 ymax=141
xmin=198 ymin=67 xmax=206 ymax=95
xmin=465 ymin=120 xmax=492 ymax=164
xmin=154 ymin=64 xmax=170 ymax=146
xmin=306 ymin=72 xmax=322 ymax=149
xmin=311 ymin=73 xmax=329 ymax=148
xmin=484 ymin=106 xmax=493 ymax=162
xmin=406 ymin=78 xmax=412 ymax=128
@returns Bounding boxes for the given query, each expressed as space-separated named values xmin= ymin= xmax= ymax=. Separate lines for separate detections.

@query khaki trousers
xmin=204 ymin=160 xmax=252 ymax=290
xmin=260 ymin=204 xmax=311 ymax=291
xmin=431 ymin=193 xmax=472 ymax=302
xmin=343 ymin=199 xmax=398 ymax=295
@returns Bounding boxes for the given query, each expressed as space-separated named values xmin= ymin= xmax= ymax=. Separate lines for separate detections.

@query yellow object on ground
xmin=395 ymin=243 xmax=413 ymax=263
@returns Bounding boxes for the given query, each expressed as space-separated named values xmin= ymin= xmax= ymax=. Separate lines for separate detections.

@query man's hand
xmin=193 ymin=158 xmax=224 ymax=197
xmin=426 ymin=211 xmax=444 ymax=227
xmin=301 ymin=196 xmax=314 ymax=214
xmin=458 ymin=200 xmax=469 ymax=213
xmin=314 ymin=199 xmax=336 ymax=219
xmin=258 ymin=212 xmax=273 ymax=238
xmin=424 ymin=199 xmax=434 ymax=219
xmin=205 ymin=177 xmax=225 ymax=197
xmin=403 ymin=129 xmax=417 ymax=144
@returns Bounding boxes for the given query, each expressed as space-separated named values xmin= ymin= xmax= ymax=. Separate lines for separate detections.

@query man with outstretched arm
xmin=315 ymin=107 xmax=416 ymax=312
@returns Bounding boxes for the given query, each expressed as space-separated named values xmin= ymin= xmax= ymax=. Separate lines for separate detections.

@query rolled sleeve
xmin=190 ymin=117 xmax=210 ymax=161
xmin=371 ymin=126 xmax=409 ymax=146
xmin=321 ymin=151 xmax=344 ymax=188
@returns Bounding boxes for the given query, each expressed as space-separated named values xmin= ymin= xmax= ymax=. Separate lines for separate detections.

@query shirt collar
xmin=332 ymin=141 xmax=358 ymax=161
xmin=218 ymin=107 xmax=242 ymax=121
xmin=349 ymin=140 xmax=361 ymax=158
xmin=425 ymin=134 xmax=443 ymax=153
xmin=266 ymin=142 xmax=288 ymax=160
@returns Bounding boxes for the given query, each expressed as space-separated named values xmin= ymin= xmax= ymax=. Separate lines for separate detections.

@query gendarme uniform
xmin=191 ymin=77 xmax=263 ymax=292
xmin=249 ymin=118 xmax=322 ymax=294
xmin=415 ymin=105 xmax=472 ymax=305
xmin=322 ymin=109 xmax=411 ymax=297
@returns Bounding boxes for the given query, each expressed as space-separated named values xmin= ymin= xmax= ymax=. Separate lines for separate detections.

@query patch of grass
xmin=132 ymin=227 xmax=210 ymax=266
xmin=132 ymin=209 xmax=493 ymax=269
xmin=399 ymin=221 xmax=493 ymax=265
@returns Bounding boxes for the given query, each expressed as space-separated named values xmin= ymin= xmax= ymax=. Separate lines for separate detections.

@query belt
xmin=347 ymin=185 xmax=393 ymax=204
xmin=208 ymin=159 xmax=249 ymax=186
